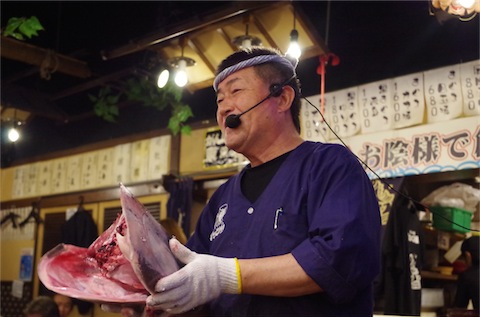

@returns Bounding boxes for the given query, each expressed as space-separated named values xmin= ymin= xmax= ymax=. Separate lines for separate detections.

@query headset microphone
xmin=225 ymin=75 xmax=296 ymax=129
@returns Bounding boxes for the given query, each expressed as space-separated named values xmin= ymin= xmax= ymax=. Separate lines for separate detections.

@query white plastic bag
xmin=421 ymin=182 xmax=480 ymax=213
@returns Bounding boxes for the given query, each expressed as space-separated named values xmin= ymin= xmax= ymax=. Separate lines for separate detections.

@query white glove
xmin=146 ymin=238 xmax=241 ymax=314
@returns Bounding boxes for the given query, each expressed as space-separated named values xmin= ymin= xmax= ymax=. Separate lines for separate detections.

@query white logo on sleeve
xmin=210 ymin=203 xmax=228 ymax=241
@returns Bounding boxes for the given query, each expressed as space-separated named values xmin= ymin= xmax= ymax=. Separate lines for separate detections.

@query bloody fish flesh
xmin=37 ymin=184 xmax=179 ymax=303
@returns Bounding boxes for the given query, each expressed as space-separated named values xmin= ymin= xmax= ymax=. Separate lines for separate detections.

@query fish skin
xmin=37 ymin=244 xmax=148 ymax=303
xmin=38 ymin=184 xmax=179 ymax=303
xmin=117 ymin=183 xmax=179 ymax=293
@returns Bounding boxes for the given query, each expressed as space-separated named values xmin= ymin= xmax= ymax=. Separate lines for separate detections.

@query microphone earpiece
xmin=269 ymin=84 xmax=283 ymax=97
xmin=269 ymin=74 xmax=297 ymax=98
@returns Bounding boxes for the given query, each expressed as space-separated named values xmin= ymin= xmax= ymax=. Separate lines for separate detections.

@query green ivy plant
xmin=3 ymin=16 xmax=193 ymax=135
xmin=2 ymin=16 xmax=44 ymax=40
xmin=89 ymin=78 xmax=193 ymax=135
xmin=88 ymin=87 xmax=120 ymax=123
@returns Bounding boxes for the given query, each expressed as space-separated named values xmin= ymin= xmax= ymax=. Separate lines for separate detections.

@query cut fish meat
xmin=38 ymin=184 xmax=179 ymax=303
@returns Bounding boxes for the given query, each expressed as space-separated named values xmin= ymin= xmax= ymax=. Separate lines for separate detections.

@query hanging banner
xmin=203 ymin=128 xmax=247 ymax=169
xmin=147 ymin=135 xmax=171 ymax=181
xmin=424 ymin=64 xmax=463 ymax=123
xmin=346 ymin=116 xmax=479 ymax=179
xmin=392 ymin=72 xmax=425 ymax=129
xmin=324 ymin=87 xmax=361 ymax=138
xmin=460 ymin=59 xmax=480 ymax=116
xmin=113 ymin=143 xmax=132 ymax=184
xmin=358 ymin=79 xmax=394 ymax=133
xmin=300 ymin=97 xmax=331 ymax=142
xmin=66 ymin=155 xmax=82 ymax=192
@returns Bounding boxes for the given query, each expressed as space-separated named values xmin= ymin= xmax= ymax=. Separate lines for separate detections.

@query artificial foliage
xmin=2 ymin=16 xmax=44 ymax=40
xmin=89 ymin=78 xmax=193 ymax=135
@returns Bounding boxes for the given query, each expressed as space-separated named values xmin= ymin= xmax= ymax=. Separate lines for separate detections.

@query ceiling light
xmin=8 ymin=127 xmax=20 ymax=142
xmin=174 ymin=59 xmax=189 ymax=87
xmin=458 ymin=0 xmax=476 ymax=8
xmin=233 ymin=20 xmax=262 ymax=49
xmin=165 ymin=40 xmax=196 ymax=88
xmin=286 ymin=29 xmax=301 ymax=59
xmin=157 ymin=69 xmax=170 ymax=88
xmin=8 ymin=120 xmax=21 ymax=142
xmin=286 ymin=8 xmax=301 ymax=59
xmin=169 ymin=56 xmax=195 ymax=87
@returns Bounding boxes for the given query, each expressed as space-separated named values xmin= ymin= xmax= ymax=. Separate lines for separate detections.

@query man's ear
xmin=277 ymin=85 xmax=295 ymax=113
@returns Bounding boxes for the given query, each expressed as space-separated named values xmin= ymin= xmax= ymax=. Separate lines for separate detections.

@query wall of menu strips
xmin=302 ymin=60 xmax=479 ymax=141
xmin=301 ymin=60 xmax=480 ymax=179
xmin=10 ymin=135 xmax=171 ymax=199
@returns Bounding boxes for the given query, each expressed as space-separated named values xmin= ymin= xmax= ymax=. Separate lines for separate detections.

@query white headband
xmin=213 ymin=54 xmax=298 ymax=92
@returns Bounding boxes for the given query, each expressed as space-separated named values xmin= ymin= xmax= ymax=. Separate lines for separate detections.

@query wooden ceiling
xmin=0 ymin=1 xmax=327 ymax=124
xmin=101 ymin=1 xmax=328 ymax=91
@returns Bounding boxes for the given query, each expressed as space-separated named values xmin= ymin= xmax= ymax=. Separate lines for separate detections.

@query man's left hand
xmin=146 ymin=238 xmax=240 ymax=314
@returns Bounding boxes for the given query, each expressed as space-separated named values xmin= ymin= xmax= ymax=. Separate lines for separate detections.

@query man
xmin=106 ymin=47 xmax=381 ymax=316
xmin=24 ymin=296 xmax=60 ymax=317
xmin=149 ymin=47 xmax=381 ymax=316
xmin=53 ymin=293 xmax=73 ymax=317
xmin=453 ymin=235 xmax=479 ymax=310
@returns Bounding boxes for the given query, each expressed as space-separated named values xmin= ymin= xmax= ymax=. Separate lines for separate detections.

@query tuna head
xmin=38 ymin=184 xmax=179 ymax=303
xmin=116 ymin=184 xmax=179 ymax=293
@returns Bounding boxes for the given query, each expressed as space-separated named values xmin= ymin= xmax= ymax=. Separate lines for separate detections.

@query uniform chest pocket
xmin=270 ymin=205 xmax=308 ymax=253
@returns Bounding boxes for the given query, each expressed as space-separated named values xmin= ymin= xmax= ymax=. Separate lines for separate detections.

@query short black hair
xmin=24 ymin=296 xmax=60 ymax=317
xmin=216 ymin=47 xmax=302 ymax=133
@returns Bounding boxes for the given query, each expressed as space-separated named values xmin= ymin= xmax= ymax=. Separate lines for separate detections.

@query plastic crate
xmin=431 ymin=206 xmax=472 ymax=233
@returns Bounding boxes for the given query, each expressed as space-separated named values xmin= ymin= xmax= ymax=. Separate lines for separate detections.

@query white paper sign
xmin=325 ymin=87 xmax=360 ymax=138
xmin=391 ymin=72 xmax=425 ymax=128
xmin=11 ymin=280 xmax=24 ymax=299
xmin=66 ymin=155 xmax=82 ymax=192
xmin=131 ymin=140 xmax=150 ymax=182
xmin=51 ymin=158 xmax=67 ymax=193
xmin=24 ymin=164 xmax=38 ymax=197
xmin=36 ymin=160 xmax=52 ymax=195
xmin=460 ymin=59 xmax=480 ymax=116
xmin=148 ymin=136 xmax=171 ymax=181
xmin=301 ymin=96 xmax=330 ymax=142
xmin=12 ymin=166 xmax=25 ymax=198
xmin=96 ymin=147 xmax=114 ymax=187
xmin=424 ymin=64 xmax=463 ymax=123
xmin=81 ymin=151 xmax=98 ymax=189
xmin=113 ymin=143 xmax=131 ymax=184
xmin=358 ymin=80 xmax=394 ymax=133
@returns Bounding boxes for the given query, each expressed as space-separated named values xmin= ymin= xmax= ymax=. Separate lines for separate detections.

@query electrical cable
xmin=301 ymin=96 xmax=479 ymax=233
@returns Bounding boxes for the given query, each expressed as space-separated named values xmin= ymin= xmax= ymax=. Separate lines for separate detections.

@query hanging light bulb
xmin=157 ymin=69 xmax=170 ymax=88
xmin=167 ymin=39 xmax=196 ymax=88
xmin=286 ymin=29 xmax=301 ymax=59
xmin=174 ymin=59 xmax=188 ymax=87
xmin=8 ymin=125 xmax=20 ymax=142
xmin=286 ymin=6 xmax=301 ymax=59
xmin=458 ymin=0 xmax=476 ymax=8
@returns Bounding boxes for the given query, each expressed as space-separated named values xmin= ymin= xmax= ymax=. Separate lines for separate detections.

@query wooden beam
xmin=50 ymin=67 xmax=136 ymax=101
xmin=1 ymin=36 xmax=92 ymax=78
xmin=101 ymin=2 xmax=273 ymax=60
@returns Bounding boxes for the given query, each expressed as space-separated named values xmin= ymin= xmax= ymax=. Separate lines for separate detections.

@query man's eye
xmin=232 ymin=88 xmax=241 ymax=94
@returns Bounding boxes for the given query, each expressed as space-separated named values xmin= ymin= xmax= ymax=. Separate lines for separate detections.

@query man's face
xmin=215 ymin=67 xmax=272 ymax=153
xmin=53 ymin=295 xmax=73 ymax=317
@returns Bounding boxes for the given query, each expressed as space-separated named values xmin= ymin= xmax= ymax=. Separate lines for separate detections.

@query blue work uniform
xmin=187 ymin=141 xmax=381 ymax=316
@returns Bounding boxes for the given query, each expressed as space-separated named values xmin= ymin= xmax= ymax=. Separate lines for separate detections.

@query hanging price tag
xmin=424 ymin=64 xmax=462 ymax=123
